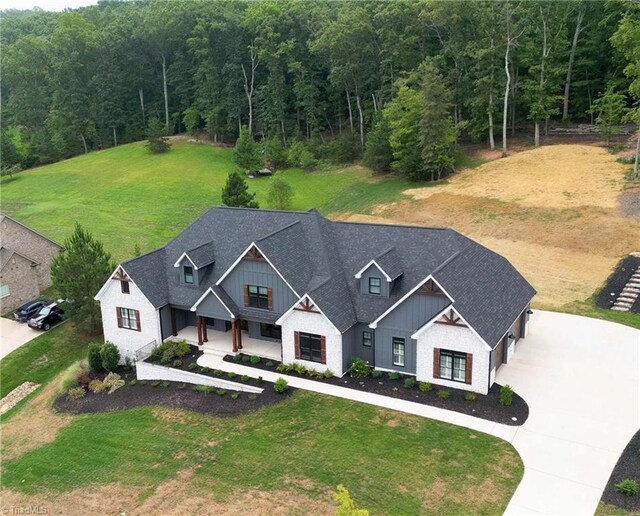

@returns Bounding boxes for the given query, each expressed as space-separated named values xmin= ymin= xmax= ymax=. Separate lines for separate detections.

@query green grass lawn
xmin=1 ymin=390 xmax=522 ymax=514
xmin=0 ymin=323 xmax=91 ymax=398
xmin=1 ymin=141 xmax=413 ymax=261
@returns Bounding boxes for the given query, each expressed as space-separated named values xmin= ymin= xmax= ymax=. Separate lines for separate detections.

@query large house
xmin=0 ymin=214 xmax=64 ymax=313
xmin=95 ymin=207 xmax=535 ymax=394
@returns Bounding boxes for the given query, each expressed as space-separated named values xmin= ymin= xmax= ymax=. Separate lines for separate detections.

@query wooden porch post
xmin=203 ymin=318 xmax=208 ymax=343
xmin=197 ymin=316 xmax=203 ymax=346
xmin=237 ymin=321 xmax=243 ymax=350
xmin=170 ymin=308 xmax=177 ymax=337
xmin=232 ymin=319 xmax=238 ymax=352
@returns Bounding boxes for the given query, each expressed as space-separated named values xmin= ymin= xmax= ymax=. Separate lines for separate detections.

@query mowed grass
xmin=1 ymin=391 xmax=522 ymax=514
xmin=0 ymin=141 xmax=407 ymax=261
xmin=0 ymin=323 xmax=91 ymax=398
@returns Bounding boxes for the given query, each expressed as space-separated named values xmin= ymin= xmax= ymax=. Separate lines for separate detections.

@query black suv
xmin=28 ymin=302 xmax=64 ymax=331
xmin=13 ymin=299 xmax=52 ymax=322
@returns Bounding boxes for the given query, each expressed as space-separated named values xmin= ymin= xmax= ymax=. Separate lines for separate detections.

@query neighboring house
xmin=95 ymin=207 xmax=535 ymax=394
xmin=0 ymin=214 xmax=64 ymax=313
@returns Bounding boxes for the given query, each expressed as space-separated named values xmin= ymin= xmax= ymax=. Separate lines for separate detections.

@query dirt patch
xmin=333 ymin=145 xmax=640 ymax=309
xmin=1 ymin=373 xmax=73 ymax=461
xmin=619 ymin=187 xmax=640 ymax=221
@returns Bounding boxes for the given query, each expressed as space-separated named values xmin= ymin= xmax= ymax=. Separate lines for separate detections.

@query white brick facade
xmin=98 ymin=274 xmax=161 ymax=361
xmin=415 ymin=323 xmax=491 ymax=394
xmin=280 ymin=308 xmax=344 ymax=376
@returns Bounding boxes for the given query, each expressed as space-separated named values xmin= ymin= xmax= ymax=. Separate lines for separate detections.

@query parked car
xmin=27 ymin=302 xmax=64 ymax=331
xmin=13 ymin=299 xmax=52 ymax=322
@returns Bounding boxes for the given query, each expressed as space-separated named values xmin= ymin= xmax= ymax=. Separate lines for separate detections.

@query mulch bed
xmin=601 ymin=429 xmax=640 ymax=511
xmin=53 ymin=366 xmax=292 ymax=417
xmin=224 ymin=354 xmax=529 ymax=426
xmin=596 ymin=255 xmax=640 ymax=313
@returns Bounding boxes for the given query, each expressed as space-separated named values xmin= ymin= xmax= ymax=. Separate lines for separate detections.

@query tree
xmin=50 ymin=223 xmax=114 ymax=333
xmin=363 ymin=116 xmax=392 ymax=173
xmin=233 ymin=126 xmax=262 ymax=172
xmin=221 ymin=171 xmax=259 ymax=208
xmin=589 ymin=84 xmax=628 ymax=146
xmin=267 ymin=176 xmax=293 ymax=209
xmin=145 ymin=117 xmax=171 ymax=154
xmin=333 ymin=485 xmax=369 ymax=516
xmin=563 ymin=3 xmax=587 ymax=121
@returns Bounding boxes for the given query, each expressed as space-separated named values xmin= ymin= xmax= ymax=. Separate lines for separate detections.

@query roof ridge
xmin=187 ymin=240 xmax=215 ymax=252
xmin=431 ymin=251 xmax=461 ymax=275
xmin=122 ymin=246 xmax=165 ymax=266
xmin=255 ymin=220 xmax=301 ymax=242
xmin=330 ymin=219 xmax=449 ymax=232
xmin=215 ymin=206 xmax=313 ymax=215
xmin=375 ymin=246 xmax=396 ymax=259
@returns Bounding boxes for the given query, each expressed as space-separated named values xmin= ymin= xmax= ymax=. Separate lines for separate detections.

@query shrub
xmin=248 ymin=393 xmax=257 ymax=401
xmin=216 ymin=388 xmax=226 ymax=396
xmin=615 ymin=479 xmax=639 ymax=497
xmin=323 ymin=370 xmax=334 ymax=379
xmin=465 ymin=392 xmax=477 ymax=402
xmin=231 ymin=392 xmax=240 ymax=400
xmin=241 ymin=374 xmax=250 ymax=383
xmin=372 ymin=370 xmax=383 ymax=379
xmin=294 ymin=363 xmax=307 ymax=375
xmin=76 ymin=368 xmax=91 ymax=388
xmin=173 ymin=359 xmax=183 ymax=368
xmin=388 ymin=372 xmax=401 ymax=380
xmin=256 ymin=376 xmax=264 ymax=386
xmin=276 ymin=363 xmax=288 ymax=373
xmin=419 ymin=382 xmax=432 ymax=393
xmin=265 ymin=361 xmax=274 ymax=368
xmin=193 ymin=385 xmax=213 ymax=394
xmin=232 ymin=354 xmax=242 ymax=362
xmin=274 ymin=377 xmax=289 ymax=393
xmin=242 ymin=355 xmax=251 ymax=363
xmin=88 ymin=379 xmax=107 ymax=393
xmin=151 ymin=380 xmax=161 ymax=388
xmin=500 ymin=384 xmax=514 ymax=407
xmin=160 ymin=355 xmax=171 ymax=365
xmin=287 ymin=140 xmax=317 ymax=170
xmin=124 ymin=356 xmax=133 ymax=371
xmin=100 ymin=342 xmax=120 ymax=371
xmin=102 ymin=372 xmax=125 ymax=393
xmin=213 ymin=369 xmax=224 ymax=376
xmin=348 ymin=358 xmax=372 ymax=379
xmin=140 ymin=380 xmax=148 ymax=385
xmin=178 ymin=383 xmax=186 ymax=390
xmin=437 ymin=389 xmax=451 ymax=400
xmin=60 ymin=363 xmax=81 ymax=392
xmin=155 ymin=340 xmax=191 ymax=361
xmin=161 ymin=381 xmax=170 ymax=388
xmin=227 ymin=372 xmax=237 ymax=379
xmin=318 ymin=132 xmax=361 ymax=164
xmin=129 ymin=379 xmax=137 ymax=386
xmin=187 ymin=362 xmax=198 ymax=370
xmin=333 ymin=484 xmax=369 ymax=516
xmin=67 ymin=387 xmax=85 ymax=400
xmin=201 ymin=367 xmax=210 ymax=373
xmin=250 ymin=355 xmax=261 ymax=364
xmin=88 ymin=342 xmax=103 ymax=372
xmin=404 ymin=377 xmax=416 ymax=389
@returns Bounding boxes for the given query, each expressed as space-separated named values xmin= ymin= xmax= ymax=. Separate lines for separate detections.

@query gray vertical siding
xmin=359 ymin=264 xmax=390 ymax=297
xmin=159 ymin=305 xmax=172 ymax=341
xmin=197 ymin=293 xmax=233 ymax=320
xmin=221 ymin=259 xmax=297 ymax=314
xmin=247 ymin=320 xmax=281 ymax=342
xmin=374 ymin=293 xmax=450 ymax=374
xmin=342 ymin=323 xmax=375 ymax=371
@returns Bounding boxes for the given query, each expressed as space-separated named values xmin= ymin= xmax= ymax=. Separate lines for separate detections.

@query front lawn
xmin=1 ymin=390 xmax=523 ymax=514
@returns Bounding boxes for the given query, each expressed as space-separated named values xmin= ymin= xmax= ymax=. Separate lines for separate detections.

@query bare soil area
xmin=333 ymin=145 xmax=640 ymax=309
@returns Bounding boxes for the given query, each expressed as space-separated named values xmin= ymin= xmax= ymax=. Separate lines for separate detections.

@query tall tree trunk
xmin=563 ymin=6 xmax=585 ymax=121
xmin=112 ymin=127 xmax=117 ymax=147
xmin=502 ymin=36 xmax=511 ymax=157
xmin=372 ymin=93 xmax=378 ymax=114
xmin=161 ymin=53 xmax=169 ymax=129
xmin=80 ymin=134 xmax=88 ymax=154
xmin=346 ymin=89 xmax=354 ymax=132
xmin=488 ymin=105 xmax=495 ymax=150
xmin=280 ymin=119 xmax=287 ymax=146
xmin=139 ymin=88 xmax=145 ymax=125
xmin=241 ymin=43 xmax=259 ymax=134
xmin=511 ymin=66 xmax=517 ymax=137
xmin=488 ymin=37 xmax=496 ymax=150
xmin=355 ymin=93 xmax=364 ymax=148
xmin=534 ymin=122 xmax=540 ymax=147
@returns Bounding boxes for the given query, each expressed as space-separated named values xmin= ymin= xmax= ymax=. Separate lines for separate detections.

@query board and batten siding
xmin=196 ymin=292 xmax=234 ymax=320
xmin=415 ymin=322 xmax=491 ymax=394
xmin=374 ymin=293 xmax=450 ymax=374
xmin=220 ymin=259 xmax=297 ymax=314
xmin=359 ymin=264 xmax=391 ymax=297
xmin=341 ymin=323 xmax=374 ymax=372
xmin=99 ymin=275 xmax=161 ymax=361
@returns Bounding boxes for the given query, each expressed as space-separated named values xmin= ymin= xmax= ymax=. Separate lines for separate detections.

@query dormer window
xmin=184 ymin=265 xmax=194 ymax=284
xmin=369 ymin=277 xmax=381 ymax=295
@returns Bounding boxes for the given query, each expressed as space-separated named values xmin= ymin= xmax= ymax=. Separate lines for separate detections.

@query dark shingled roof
xmin=120 ymin=207 xmax=535 ymax=347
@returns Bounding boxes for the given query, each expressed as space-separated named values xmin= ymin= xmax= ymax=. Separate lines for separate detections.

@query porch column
xmin=197 ymin=316 xmax=203 ymax=346
xmin=232 ymin=319 xmax=238 ymax=352
xmin=170 ymin=308 xmax=177 ymax=337
xmin=237 ymin=320 xmax=243 ymax=350
xmin=203 ymin=318 xmax=208 ymax=343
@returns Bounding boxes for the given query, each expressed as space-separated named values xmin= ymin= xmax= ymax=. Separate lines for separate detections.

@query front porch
xmin=169 ymin=324 xmax=282 ymax=361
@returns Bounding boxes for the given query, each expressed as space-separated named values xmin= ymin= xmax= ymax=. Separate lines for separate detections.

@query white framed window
xmin=0 ymin=284 xmax=9 ymax=299
xmin=118 ymin=307 xmax=139 ymax=331
xmin=369 ymin=277 xmax=381 ymax=295
xmin=392 ymin=337 xmax=405 ymax=367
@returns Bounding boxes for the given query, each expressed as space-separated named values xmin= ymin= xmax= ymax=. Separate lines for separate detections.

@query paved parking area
xmin=0 ymin=317 xmax=40 ymax=359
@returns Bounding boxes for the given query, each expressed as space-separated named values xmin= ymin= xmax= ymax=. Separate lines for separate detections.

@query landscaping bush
xmin=265 ymin=361 xmax=274 ymax=368
xmin=67 ymin=387 xmax=85 ymax=400
xmin=129 ymin=379 xmax=137 ymax=386
xmin=465 ymin=392 xmax=477 ymax=402
xmin=294 ymin=363 xmax=307 ymax=375
xmin=160 ymin=355 xmax=171 ymax=365
xmin=60 ymin=363 xmax=81 ymax=392
xmin=274 ymin=377 xmax=289 ymax=393
xmin=241 ymin=374 xmax=250 ymax=383
xmin=256 ymin=376 xmax=264 ymax=386
xmin=213 ymin=369 xmax=224 ymax=376
xmin=154 ymin=340 xmax=191 ymax=361
xmin=201 ymin=367 xmax=210 ymax=373
xmin=88 ymin=379 xmax=107 ymax=393
xmin=372 ymin=370 xmax=383 ymax=379
xmin=192 ymin=384 xmax=213 ymax=393
xmin=418 ymin=382 xmax=432 ymax=392
xmin=88 ymin=342 xmax=103 ymax=372
xmin=248 ymin=393 xmax=257 ymax=401
xmin=616 ymin=479 xmax=639 ymax=497
xmin=76 ymin=367 xmax=91 ymax=388
xmin=231 ymin=392 xmax=240 ymax=400
xmin=178 ymin=383 xmax=186 ymax=390
xmin=323 ymin=370 xmax=334 ymax=379
xmin=232 ymin=354 xmax=242 ymax=362
xmin=228 ymin=372 xmax=237 ymax=379
xmin=172 ymin=359 xmax=183 ymax=368
xmin=161 ymin=381 xmax=170 ymax=388
xmin=123 ymin=356 xmax=133 ymax=371
xmin=151 ymin=380 xmax=160 ymax=388
xmin=103 ymin=372 xmax=125 ymax=393
xmin=250 ymin=355 xmax=261 ymax=364
xmin=140 ymin=380 xmax=148 ymax=385
xmin=216 ymin=388 xmax=226 ymax=396
xmin=437 ymin=389 xmax=451 ymax=400
xmin=242 ymin=355 xmax=251 ymax=362
xmin=187 ymin=362 xmax=198 ymax=370
xmin=388 ymin=372 xmax=401 ymax=380
xmin=100 ymin=342 xmax=120 ymax=371
xmin=348 ymin=358 xmax=372 ymax=379
xmin=500 ymin=384 xmax=513 ymax=407
xmin=404 ymin=377 xmax=416 ymax=389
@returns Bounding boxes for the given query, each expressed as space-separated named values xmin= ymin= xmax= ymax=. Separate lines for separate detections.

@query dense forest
xmin=1 ymin=0 xmax=639 ymax=180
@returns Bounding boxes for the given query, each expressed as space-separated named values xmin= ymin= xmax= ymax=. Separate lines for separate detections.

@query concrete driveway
xmin=499 ymin=311 xmax=640 ymax=515
xmin=0 ymin=317 xmax=40 ymax=360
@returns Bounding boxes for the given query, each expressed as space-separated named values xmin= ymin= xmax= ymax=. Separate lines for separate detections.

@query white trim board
xmin=354 ymin=260 xmax=393 ymax=282
xmin=275 ymin=294 xmax=341 ymax=335
xmin=173 ymin=252 xmax=198 ymax=270
xmin=94 ymin=265 xmax=155 ymax=308
xmin=410 ymin=304 xmax=454 ymax=339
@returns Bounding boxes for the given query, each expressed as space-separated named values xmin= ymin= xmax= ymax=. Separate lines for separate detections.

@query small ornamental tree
xmin=233 ymin=126 xmax=261 ymax=172
xmin=266 ymin=176 xmax=293 ymax=210
xmin=51 ymin=223 xmax=115 ymax=332
xmin=145 ymin=117 xmax=171 ymax=154
xmin=221 ymin=171 xmax=259 ymax=208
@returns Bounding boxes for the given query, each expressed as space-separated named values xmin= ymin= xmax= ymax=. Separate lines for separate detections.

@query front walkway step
xmin=611 ymin=306 xmax=630 ymax=312
xmin=611 ymin=266 xmax=640 ymax=312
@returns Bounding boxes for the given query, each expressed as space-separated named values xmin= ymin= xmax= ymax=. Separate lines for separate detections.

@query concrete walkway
xmin=0 ymin=318 xmax=40 ymax=360
xmin=198 ymin=311 xmax=640 ymax=515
